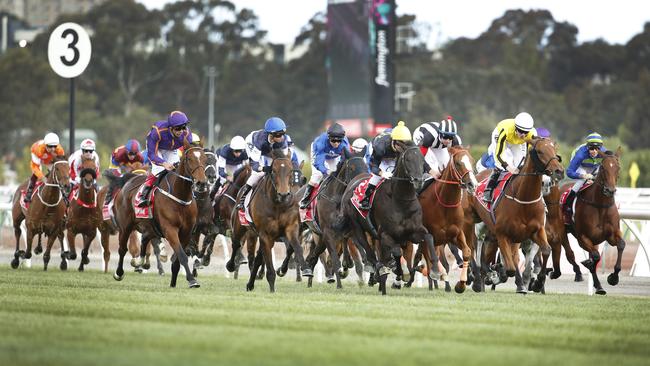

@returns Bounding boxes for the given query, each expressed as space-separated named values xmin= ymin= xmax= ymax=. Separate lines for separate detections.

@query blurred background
xmin=0 ymin=0 xmax=648 ymax=186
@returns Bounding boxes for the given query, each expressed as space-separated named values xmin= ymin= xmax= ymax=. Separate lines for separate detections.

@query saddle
xmin=351 ymin=178 xmax=385 ymax=219
xmin=475 ymin=172 xmax=513 ymax=212
xmin=237 ymin=186 xmax=255 ymax=226
xmin=299 ymin=184 xmax=322 ymax=235
xmin=133 ymin=184 xmax=156 ymax=219
xmin=559 ymin=181 xmax=594 ymax=227
xmin=20 ymin=181 xmax=45 ymax=210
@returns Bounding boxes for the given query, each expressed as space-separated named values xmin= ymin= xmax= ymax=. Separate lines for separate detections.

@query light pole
xmin=204 ymin=66 xmax=217 ymax=149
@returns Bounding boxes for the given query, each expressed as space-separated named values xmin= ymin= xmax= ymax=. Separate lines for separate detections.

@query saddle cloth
xmin=19 ymin=181 xmax=45 ymax=210
xmin=475 ymin=172 xmax=513 ymax=211
xmin=559 ymin=181 xmax=593 ymax=226
xmin=133 ymin=185 xmax=157 ymax=219
xmin=351 ymin=178 xmax=385 ymax=218
xmin=299 ymin=184 xmax=320 ymax=223
xmin=238 ymin=188 xmax=254 ymax=226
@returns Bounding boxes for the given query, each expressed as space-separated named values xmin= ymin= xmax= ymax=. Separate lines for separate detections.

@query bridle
xmin=158 ymin=146 xmax=207 ymax=205
xmin=37 ymin=160 xmax=68 ymax=207
xmin=391 ymin=146 xmax=425 ymax=186
xmin=433 ymin=150 xmax=473 ymax=208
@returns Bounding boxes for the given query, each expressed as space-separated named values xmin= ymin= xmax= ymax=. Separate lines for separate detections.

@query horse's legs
xmin=495 ymin=234 xmax=517 ymax=277
xmin=305 ymin=235 xmax=327 ymax=270
xmin=113 ymin=224 xmax=134 ymax=281
xmin=561 ymin=236 xmax=583 ymax=282
xmin=607 ymin=232 xmax=626 ymax=286
xmin=347 ymin=239 xmax=365 ymax=287
xmin=577 ymin=233 xmax=605 ymax=294
xmin=78 ymin=231 xmax=95 ymax=271
xmin=285 ymin=224 xmax=313 ymax=278
xmin=246 ymin=246 xmax=264 ymax=291
xmin=530 ymin=229 xmax=551 ymax=294
xmin=454 ymin=230 xmax=471 ymax=293
xmin=43 ymin=233 xmax=57 ymax=271
xmin=377 ymin=234 xmax=397 ymax=296
xmin=277 ymin=243 xmax=294 ymax=277
xmin=322 ymin=231 xmax=343 ymax=289
xmin=226 ymin=226 xmax=244 ymax=272
xmin=100 ymin=229 xmax=111 ymax=273
xmin=66 ymin=229 xmax=77 ymax=260
xmin=170 ymin=257 xmax=180 ymax=288
xmin=522 ymin=240 xmax=539 ymax=289
xmin=200 ymin=233 xmax=216 ymax=267
xmin=11 ymin=214 xmax=25 ymax=269
xmin=514 ymin=266 xmax=527 ymax=294
xmin=151 ymin=238 xmax=165 ymax=275
xmin=164 ymin=230 xmax=199 ymax=288
xmin=259 ymin=236 xmax=277 ymax=292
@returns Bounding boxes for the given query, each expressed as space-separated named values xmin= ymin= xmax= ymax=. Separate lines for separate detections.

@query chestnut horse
xmin=225 ymin=148 xmax=311 ymax=292
xmin=113 ymin=143 xmax=208 ymax=288
xmin=11 ymin=156 xmax=71 ymax=270
xmin=66 ymin=157 xmax=100 ymax=271
xmin=464 ymin=137 xmax=564 ymax=294
xmin=559 ymin=149 xmax=624 ymax=295
xmin=418 ymin=145 xmax=478 ymax=293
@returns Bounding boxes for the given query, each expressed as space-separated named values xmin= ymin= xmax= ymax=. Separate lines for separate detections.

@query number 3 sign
xmin=48 ymin=23 xmax=91 ymax=78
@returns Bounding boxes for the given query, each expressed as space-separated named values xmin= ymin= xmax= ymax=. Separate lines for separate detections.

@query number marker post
xmin=47 ymin=23 xmax=91 ymax=151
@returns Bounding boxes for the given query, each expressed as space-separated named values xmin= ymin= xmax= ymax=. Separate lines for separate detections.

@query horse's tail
xmin=332 ymin=214 xmax=349 ymax=233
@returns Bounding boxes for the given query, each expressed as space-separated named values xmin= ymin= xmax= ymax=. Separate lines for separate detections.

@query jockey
xmin=412 ymin=116 xmax=462 ymax=179
xmin=236 ymin=117 xmax=299 ymax=209
xmin=359 ymin=121 xmax=412 ymax=210
xmin=110 ymin=139 xmax=145 ymax=174
xmin=482 ymin=112 xmax=536 ymax=203
xmin=24 ymin=132 xmax=66 ymax=203
xmin=137 ymin=110 xmax=193 ymax=207
xmin=69 ymin=138 xmax=100 ymax=188
xmin=563 ymin=132 xmax=607 ymax=218
xmin=352 ymin=138 xmax=372 ymax=167
xmin=299 ymin=123 xmax=350 ymax=209
xmin=212 ymin=135 xmax=248 ymax=195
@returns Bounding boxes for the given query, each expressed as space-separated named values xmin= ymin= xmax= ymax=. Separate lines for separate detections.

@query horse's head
xmin=79 ymin=157 xmax=97 ymax=190
xmin=526 ymin=137 xmax=564 ymax=182
xmin=337 ymin=156 xmax=368 ymax=183
xmin=448 ymin=146 xmax=479 ymax=195
xmin=51 ymin=156 xmax=71 ymax=195
xmin=180 ymin=144 xmax=208 ymax=192
xmin=394 ymin=141 xmax=425 ymax=190
xmin=269 ymin=148 xmax=296 ymax=204
xmin=596 ymin=148 xmax=621 ymax=197
xmin=203 ymin=148 xmax=218 ymax=187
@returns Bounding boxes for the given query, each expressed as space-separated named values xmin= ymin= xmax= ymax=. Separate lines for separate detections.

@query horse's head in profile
xmin=181 ymin=142 xmax=208 ymax=192
xmin=269 ymin=147 xmax=295 ymax=204
xmin=79 ymin=156 xmax=97 ymax=190
xmin=597 ymin=148 xmax=621 ymax=197
xmin=51 ymin=156 xmax=71 ymax=195
xmin=526 ymin=137 xmax=564 ymax=182
xmin=393 ymin=140 xmax=425 ymax=190
xmin=448 ymin=145 xmax=479 ymax=195
xmin=204 ymin=148 xmax=218 ymax=187
xmin=337 ymin=156 xmax=368 ymax=183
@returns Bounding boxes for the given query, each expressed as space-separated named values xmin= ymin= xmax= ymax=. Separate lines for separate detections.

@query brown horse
xmin=113 ymin=143 xmax=208 ymax=288
xmin=96 ymin=162 xmax=150 ymax=273
xmin=559 ymin=149 xmax=624 ymax=295
xmin=66 ymin=157 xmax=100 ymax=271
xmin=225 ymin=148 xmax=311 ymax=292
xmin=464 ymin=137 xmax=564 ymax=293
xmin=11 ymin=156 xmax=71 ymax=270
xmin=418 ymin=145 xmax=478 ymax=293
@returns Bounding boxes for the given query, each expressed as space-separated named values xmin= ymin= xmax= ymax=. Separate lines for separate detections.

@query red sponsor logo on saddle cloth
xmin=133 ymin=185 xmax=156 ymax=219
xmin=19 ymin=181 xmax=44 ymax=210
xmin=475 ymin=172 xmax=512 ymax=211
xmin=351 ymin=178 xmax=385 ymax=218
xmin=299 ymin=184 xmax=320 ymax=223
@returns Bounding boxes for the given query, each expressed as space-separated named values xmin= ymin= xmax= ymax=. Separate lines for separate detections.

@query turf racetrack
xmin=1 ymin=267 xmax=648 ymax=366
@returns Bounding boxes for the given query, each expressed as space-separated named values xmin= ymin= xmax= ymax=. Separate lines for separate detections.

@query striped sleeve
xmin=495 ymin=128 xmax=509 ymax=168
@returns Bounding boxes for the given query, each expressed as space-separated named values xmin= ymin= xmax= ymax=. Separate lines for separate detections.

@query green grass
xmin=1 ymin=267 xmax=649 ymax=366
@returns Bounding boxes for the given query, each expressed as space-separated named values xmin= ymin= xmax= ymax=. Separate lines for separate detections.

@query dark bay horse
xmin=225 ymin=149 xmax=311 ymax=292
xmin=418 ymin=145 xmax=478 ymax=293
xmin=300 ymin=156 xmax=369 ymax=289
xmin=113 ymin=143 xmax=208 ymax=288
xmin=558 ymin=149 xmax=624 ymax=295
xmin=11 ymin=156 xmax=71 ymax=270
xmin=336 ymin=142 xmax=429 ymax=295
xmin=66 ymin=157 xmax=100 ymax=271
xmin=464 ymin=137 xmax=564 ymax=294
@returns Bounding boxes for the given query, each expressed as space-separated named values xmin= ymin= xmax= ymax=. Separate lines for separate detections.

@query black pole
xmin=69 ymin=77 xmax=75 ymax=152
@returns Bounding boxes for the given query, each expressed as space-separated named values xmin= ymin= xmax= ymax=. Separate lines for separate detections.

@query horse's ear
xmin=615 ymin=146 xmax=622 ymax=158
xmin=183 ymin=140 xmax=191 ymax=150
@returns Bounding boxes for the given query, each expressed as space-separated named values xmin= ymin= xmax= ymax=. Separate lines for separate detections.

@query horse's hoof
xmin=550 ymin=270 xmax=561 ymax=280
xmin=607 ymin=273 xmax=619 ymax=286
xmin=466 ymin=273 xmax=474 ymax=286
xmin=225 ymin=260 xmax=235 ymax=272
xmin=34 ymin=246 xmax=42 ymax=255
xmin=276 ymin=267 xmax=286 ymax=277
xmin=246 ymin=283 xmax=254 ymax=292
xmin=67 ymin=252 xmax=76 ymax=260
xmin=188 ymin=280 xmax=200 ymax=288
xmin=454 ymin=282 xmax=466 ymax=294
xmin=531 ymin=279 xmax=544 ymax=293
xmin=143 ymin=262 xmax=151 ymax=270
xmin=60 ymin=260 xmax=67 ymax=271
xmin=301 ymin=268 xmax=313 ymax=278
xmin=472 ymin=281 xmax=482 ymax=293
xmin=363 ymin=264 xmax=374 ymax=273
xmin=158 ymin=270 xmax=165 ymax=276
xmin=391 ymin=281 xmax=402 ymax=289
xmin=327 ymin=276 xmax=335 ymax=284
xmin=581 ymin=259 xmax=595 ymax=272
xmin=445 ymin=282 xmax=452 ymax=292
xmin=134 ymin=267 xmax=143 ymax=273
xmin=113 ymin=272 xmax=124 ymax=281
xmin=78 ymin=265 xmax=84 ymax=272
xmin=505 ymin=269 xmax=516 ymax=277
xmin=192 ymin=268 xmax=198 ymax=277
xmin=595 ymin=288 xmax=607 ymax=295
xmin=10 ymin=258 xmax=19 ymax=269
xmin=201 ymin=256 xmax=211 ymax=267
xmin=516 ymin=287 xmax=528 ymax=295
xmin=340 ymin=269 xmax=349 ymax=279
xmin=575 ymin=273 xmax=584 ymax=282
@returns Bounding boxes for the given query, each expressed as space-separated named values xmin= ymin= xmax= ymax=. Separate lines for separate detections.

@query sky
xmin=138 ymin=0 xmax=649 ymax=46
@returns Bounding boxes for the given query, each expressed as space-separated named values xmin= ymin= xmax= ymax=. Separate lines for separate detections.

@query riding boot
xmin=482 ymin=170 xmax=501 ymax=203
xmin=236 ymin=184 xmax=252 ymax=210
xmin=24 ymin=175 xmax=38 ymax=203
xmin=563 ymin=190 xmax=577 ymax=221
xmin=359 ymin=183 xmax=376 ymax=211
xmin=299 ymin=184 xmax=316 ymax=209
xmin=209 ymin=180 xmax=222 ymax=200
xmin=137 ymin=174 xmax=157 ymax=207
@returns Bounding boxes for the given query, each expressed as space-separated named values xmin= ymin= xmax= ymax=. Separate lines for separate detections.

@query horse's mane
xmin=46 ymin=155 xmax=68 ymax=178
xmin=270 ymin=147 xmax=289 ymax=159
xmin=232 ymin=164 xmax=251 ymax=181
xmin=393 ymin=140 xmax=415 ymax=153
xmin=104 ymin=171 xmax=138 ymax=190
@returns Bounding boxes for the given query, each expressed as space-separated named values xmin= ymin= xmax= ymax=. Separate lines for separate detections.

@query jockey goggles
xmin=588 ymin=144 xmax=601 ymax=150
xmin=440 ymin=133 xmax=454 ymax=140
xmin=515 ymin=127 xmax=528 ymax=135
xmin=270 ymin=131 xmax=285 ymax=138
xmin=82 ymin=149 xmax=93 ymax=154
xmin=46 ymin=144 xmax=57 ymax=149
xmin=329 ymin=137 xmax=343 ymax=143
xmin=172 ymin=125 xmax=187 ymax=131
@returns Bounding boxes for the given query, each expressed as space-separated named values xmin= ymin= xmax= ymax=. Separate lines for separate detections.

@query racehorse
xmin=66 ymin=156 xmax=100 ymax=271
xmin=558 ymin=149 xmax=624 ymax=295
xmin=336 ymin=142 xmax=429 ymax=295
xmin=225 ymin=148 xmax=311 ymax=292
xmin=464 ymin=137 xmax=564 ymax=294
xmin=300 ymin=156 xmax=369 ymax=288
xmin=11 ymin=156 xmax=71 ymax=270
xmin=97 ymin=162 xmax=164 ymax=274
xmin=113 ymin=143 xmax=208 ymax=288
xmin=418 ymin=145 xmax=478 ymax=293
